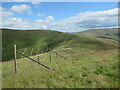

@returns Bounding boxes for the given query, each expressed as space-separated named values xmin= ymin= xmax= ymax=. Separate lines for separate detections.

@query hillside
xmin=2 ymin=28 xmax=118 ymax=61
xmin=2 ymin=48 xmax=118 ymax=88
xmin=2 ymin=28 xmax=76 ymax=61
xmin=74 ymin=28 xmax=119 ymax=41
xmin=2 ymin=28 xmax=119 ymax=88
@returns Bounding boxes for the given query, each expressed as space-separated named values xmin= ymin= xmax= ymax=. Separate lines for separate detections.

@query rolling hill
xmin=2 ymin=28 xmax=119 ymax=88
xmin=74 ymin=28 xmax=119 ymax=41
xmin=2 ymin=28 xmax=118 ymax=61
xmin=2 ymin=28 xmax=77 ymax=61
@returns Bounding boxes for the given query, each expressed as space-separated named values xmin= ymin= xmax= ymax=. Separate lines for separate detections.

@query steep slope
xmin=2 ymin=28 xmax=76 ymax=61
xmin=74 ymin=28 xmax=119 ymax=41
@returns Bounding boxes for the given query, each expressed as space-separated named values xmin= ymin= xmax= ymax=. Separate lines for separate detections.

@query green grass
xmin=2 ymin=28 xmax=119 ymax=88
xmin=2 ymin=48 xmax=118 ymax=88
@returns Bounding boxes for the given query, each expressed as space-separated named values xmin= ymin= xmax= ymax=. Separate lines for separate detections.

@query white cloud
xmin=12 ymin=0 xmax=27 ymax=2
xmin=35 ymin=19 xmax=44 ymax=23
xmin=0 ymin=7 xmax=14 ymax=26
xmin=1 ymin=8 xmax=118 ymax=32
xmin=50 ymin=8 xmax=118 ymax=32
xmin=0 ymin=7 xmax=5 ymax=10
xmin=0 ymin=7 xmax=14 ymax=17
xmin=2 ymin=17 xmax=31 ymax=28
xmin=2 ymin=11 xmax=14 ymax=17
xmin=45 ymin=16 xmax=54 ymax=22
xmin=10 ymin=4 xmax=32 ymax=14
xmin=32 ymin=2 xmax=40 ymax=5
xmin=41 ymin=25 xmax=47 ymax=29
xmin=31 ymin=0 xmax=41 ymax=7
xmin=38 ymin=13 xmax=45 ymax=17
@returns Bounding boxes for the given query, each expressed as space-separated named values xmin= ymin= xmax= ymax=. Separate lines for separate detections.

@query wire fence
xmin=2 ymin=45 xmax=74 ymax=73
xmin=2 ymin=45 xmax=73 ymax=62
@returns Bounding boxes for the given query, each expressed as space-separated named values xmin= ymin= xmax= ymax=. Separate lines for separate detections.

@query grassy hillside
xmin=2 ymin=28 xmax=119 ymax=88
xmin=2 ymin=46 xmax=118 ymax=88
xmin=2 ymin=28 xmax=118 ymax=61
xmin=2 ymin=28 xmax=118 ymax=62
xmin=74 ymin=28 xmax=119 ymax=41
xmin=2 ymin=28 xmax=76 ymax=61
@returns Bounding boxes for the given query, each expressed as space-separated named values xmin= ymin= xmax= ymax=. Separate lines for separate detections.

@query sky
xmin=0 ymin=2 xmax=119 ymax=32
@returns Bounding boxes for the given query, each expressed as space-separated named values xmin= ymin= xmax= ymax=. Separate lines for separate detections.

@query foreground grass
xmin=2 ymin=47 xmax=118 ymax=88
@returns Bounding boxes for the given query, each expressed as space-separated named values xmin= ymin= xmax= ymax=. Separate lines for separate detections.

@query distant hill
xmin=2 ymin=28 xmax=76 ymax=61
xmin=74 ymin=28 xmax=119 ymax=41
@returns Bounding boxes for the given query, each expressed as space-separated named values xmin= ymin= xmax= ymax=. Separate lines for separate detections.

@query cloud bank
xmin=1 ymin=6 xmax=118 ymax=32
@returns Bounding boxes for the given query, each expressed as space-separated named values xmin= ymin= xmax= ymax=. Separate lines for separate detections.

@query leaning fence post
xmin=14 ymin=45 xmax=17 ymax=74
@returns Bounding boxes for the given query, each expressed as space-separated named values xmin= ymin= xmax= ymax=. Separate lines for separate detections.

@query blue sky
xmin=1 ymin=2 xmax=118 ymax=32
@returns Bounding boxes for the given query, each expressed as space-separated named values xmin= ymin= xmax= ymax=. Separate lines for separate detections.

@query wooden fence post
xmin=56 ymin=53 xmax=57 ymax=59
xmin=42 ymin=49 xmax=44 ymax=58
xmin=30 ymin=48 xmax=34 ymax=57
xmin=60 ymin=47 xmax=62 ymax=55
xmin=14 ymin=45 xmax=17 ymax=74
xmin=36 ymin=48 xmax=40 ymax=55
xmin=49 ymin=47 xmax=51 ymax=62
xmin=38 ymin=56 xmax=40 ymax=66
xmin=20 ymin=48 xmax=26 ymax=61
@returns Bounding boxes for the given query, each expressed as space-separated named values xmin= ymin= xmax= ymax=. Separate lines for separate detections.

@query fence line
xmin=30 ymin=48 xmax=34 ymax=57
xmin=3 ymin=46 xmax=72 ymax=62
xmin=20 ymin=48 xmax=26 ymax=61
xmin=50 ymin=50 xmax=68 ymax=60
xmin=36 ymin=48 xmax=40 ymax=56
xmin=63 ymin=48 xmax=74 ymax=54
xmin=16 ymin=49 xmax=53 ymax=70
xmin=3 ymin=45 xmax=73 ymax=73
xmin=60 ymin=48 xmax=72 ymax=55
